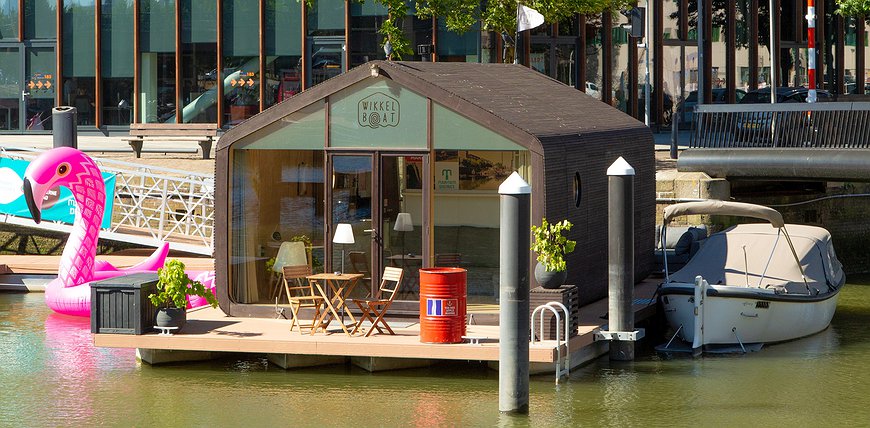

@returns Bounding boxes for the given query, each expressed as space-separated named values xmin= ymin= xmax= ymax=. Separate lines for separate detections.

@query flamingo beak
xmin=22 ymin=178 xmax=41 ymax=224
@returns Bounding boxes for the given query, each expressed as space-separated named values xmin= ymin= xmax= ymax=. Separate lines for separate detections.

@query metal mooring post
xmin=498 ymin=171 xmax=531 ymax=414
xmin=52 ymin=106 xmax=78 ymax=149
xmin=606 ymin=157 xmax=641 ymax=361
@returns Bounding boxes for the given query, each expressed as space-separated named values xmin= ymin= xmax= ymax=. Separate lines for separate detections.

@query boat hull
xmin=661 ymin=282 xmax=840 ymax=345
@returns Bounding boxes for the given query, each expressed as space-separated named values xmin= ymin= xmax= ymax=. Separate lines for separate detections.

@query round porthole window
xmin=573 ymin=172 xmax=582 ymax=207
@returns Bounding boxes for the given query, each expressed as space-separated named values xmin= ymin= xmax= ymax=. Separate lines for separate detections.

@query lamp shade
xmin=333 ymin=223 xmax=355 ymax=244
xmin=394 ymin=213 xmax=413 ymax=232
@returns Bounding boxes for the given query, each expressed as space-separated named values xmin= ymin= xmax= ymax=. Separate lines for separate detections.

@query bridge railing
xmin=0 ymin=146 xmax=214 ymax=255
xmin=690 ymin=102 xmax=870 ymax=149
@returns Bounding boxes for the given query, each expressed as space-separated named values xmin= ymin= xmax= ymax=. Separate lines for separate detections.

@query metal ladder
xmin=531 ymin=301 xmax=570 ymax=384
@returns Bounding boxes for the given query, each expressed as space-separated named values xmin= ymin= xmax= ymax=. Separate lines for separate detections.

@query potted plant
xmin=148 ymin=259 xmax=218 ymax=331
xmin=530 ymin=218 xmax=577 ymax=289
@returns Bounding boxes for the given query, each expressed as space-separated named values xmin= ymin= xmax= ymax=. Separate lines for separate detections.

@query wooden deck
xmin=94 ymin=279 xmax=661 ymax=371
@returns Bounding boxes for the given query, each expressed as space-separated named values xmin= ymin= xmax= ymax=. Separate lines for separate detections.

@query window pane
xmin=223 ymin=0 xmax=259 ymax=125
xmin=329 ymin=78 xmax=427 ymax=148
xmin=437 ymin=19 xmax=479 ymax=62
xmin=63 ymin=0 xmax=95 ymax=126
xmin=230 ymin=149 xmax=325 ymax=304
xmin=27 ymin=46 xmax=55 ymax=130
xmin=432 ymin=103 xmax=523 ymax=150
xmin=0 ymin=47 xmax=20 ymax=130
xmin=265 ymin=56 xmax=301 ymax=107
xmin=181 ymin=0 xmax=216 ymax=123
xmin=101 ymin=0 xmax=134 ymax=126
xmin=530 ymin=43 xmax=550 ymax=76
xmin=349 ymin=0 xmax=387 ymax=67
xmin=612 ymin=21 xmax=629 ymax=113
xmin=264 ymin=0 xmax=301 ymax=108
xmin=235 ymin=101 xmax=324 ymax=150
xmin=585 ymin=15 xmax=604 ymax=101
xmin=223 ymin=0 xmax=257 ymax=57
xmin=307 ymin=0 xmax=344 ymax=37
xmin=140 ymin=0 xmax=175 ymax=123
xmin=556 ymin=44 xmax=576 ymax=88
xmin=24 ymin=0 xmax=55 ymax=39
xmin=265 ymin=0 xmax=301 ymax=56
xmin=433 ymin=149 xmax=530 ymax=304
xmin=0 ymin=0 xmax=17 ymax=40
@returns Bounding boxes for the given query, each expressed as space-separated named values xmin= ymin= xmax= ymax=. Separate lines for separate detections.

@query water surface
xmin=2 ymin=279 xmax=870 ymax=426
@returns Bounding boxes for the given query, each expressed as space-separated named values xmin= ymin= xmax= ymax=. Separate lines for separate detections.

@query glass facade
xmin=265 ymin=0 xmax=302 ymax=108
xmin=227 ymin=84 xmax=530 ymax=307
xmin=63 ymin=0 xmax=96 ymax=125
xmin=181 ymin=0 xmax=217 ymax=123
xmin=24 ymin=0 xmax=55 ymax=40
xmin=139 ymin=0 xmax=175 ymax=124
xmin=0 ymin=47 xmax=20 ymax=130
xmin=0 ymin=0 xmax=16 ymax=40
xmin=101 ymin=0 xmax=134 ymax=126
xmin=0 ymin=1 xmax=864 ymax=133
xmin=223 ymin=0 xmax=259 ymax=126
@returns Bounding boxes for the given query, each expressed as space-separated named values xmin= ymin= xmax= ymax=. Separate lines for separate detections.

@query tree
xmin=836 ymin=0 xmax=870 ymax=18
xmin=384 ymin=0 xmax=634 ymax=61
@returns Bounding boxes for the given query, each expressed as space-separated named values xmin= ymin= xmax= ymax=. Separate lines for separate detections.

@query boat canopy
xmin=663 ymin=201 xmax=784 ymax=228
xmin=669 ymin=223 xmax=844 ymax=290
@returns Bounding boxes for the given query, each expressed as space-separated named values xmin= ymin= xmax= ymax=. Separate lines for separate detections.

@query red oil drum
xmin=419 ymin=267 xmax=467 ymax=343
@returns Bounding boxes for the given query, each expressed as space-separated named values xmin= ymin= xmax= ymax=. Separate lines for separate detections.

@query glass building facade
xmin=0 ymin=0 xmax=863 ymax=133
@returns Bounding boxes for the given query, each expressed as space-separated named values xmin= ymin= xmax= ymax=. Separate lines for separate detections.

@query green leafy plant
xmin=530 ymin=218 xmax=577 ymax=272
xmin=265 ymin=257 xmax=276 ymax=274
xmin=149 ymin=259 xmax=218 ymax=309
xmin=290 ymin=234 xmax=323 ymax=272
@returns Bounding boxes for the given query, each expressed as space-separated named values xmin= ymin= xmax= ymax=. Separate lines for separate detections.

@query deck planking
xmin=94 ymin=279 xmax=661 ymax=365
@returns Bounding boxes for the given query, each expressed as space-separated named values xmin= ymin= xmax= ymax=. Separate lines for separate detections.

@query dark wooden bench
xmin=123 ymin=123 xmax=218 ymax=160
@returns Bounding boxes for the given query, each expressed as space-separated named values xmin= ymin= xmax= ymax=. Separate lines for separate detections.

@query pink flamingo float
xmin=22 ymin=147 xmax=215 ymax=317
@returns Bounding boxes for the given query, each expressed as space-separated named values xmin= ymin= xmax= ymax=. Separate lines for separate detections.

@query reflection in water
xmin=1 ymin=281 xmax=870 ymax=425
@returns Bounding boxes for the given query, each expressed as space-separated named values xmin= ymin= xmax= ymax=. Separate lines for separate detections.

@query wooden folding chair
xmin=283 ymin=265 xmax=325 ymax=335
xmin=350 ymin=267 xmax=404 ymax=337
xmin=434 ymin=253 xmax=462 ymax=267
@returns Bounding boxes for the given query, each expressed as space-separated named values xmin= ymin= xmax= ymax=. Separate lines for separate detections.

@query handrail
xmin=690 ymin=102 xmax=870 ymax=149
xmin=531 ymin=301 xmax=570 ymax=384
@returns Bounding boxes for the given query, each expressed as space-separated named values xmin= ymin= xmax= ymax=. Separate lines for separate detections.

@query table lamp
xmin=332 ymin=223 xmax=354 ymax=274
xmin=394 ymin=212 xmax=413 ymax=257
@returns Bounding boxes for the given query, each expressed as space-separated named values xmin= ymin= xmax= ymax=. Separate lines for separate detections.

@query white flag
xmin=516 ymin=4 xmax=545 ymax=32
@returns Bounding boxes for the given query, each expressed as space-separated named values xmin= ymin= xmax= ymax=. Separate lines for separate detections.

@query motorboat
xmin=657 ymin=200 xmax=845 ymax=354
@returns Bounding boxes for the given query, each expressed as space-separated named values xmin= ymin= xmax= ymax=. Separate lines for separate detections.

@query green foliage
xmin=530 ymin=218 xmax=577 ymax=272
xmin=265 ymin=257 xmax=276 ymax=274
xmin=148 ymin=260 xmax=218 ymax=309
xmin=420 ymin=0 xmax=633 ymax=35
xmin=300 ymin=0 xmax=628 ymax=63
xmin=836 ymin=0 xmax=870 ymax=18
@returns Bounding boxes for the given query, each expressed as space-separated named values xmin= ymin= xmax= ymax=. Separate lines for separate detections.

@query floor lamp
xmin=333 ymin=223 xmax=354 ymax=274
xmin=394 ymin=213 xmax=413 ymax=257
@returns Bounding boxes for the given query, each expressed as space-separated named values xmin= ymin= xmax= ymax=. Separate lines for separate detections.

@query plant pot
xmin=534 ymin=262 xmax=567 ymax=289
xmin=155 ymin=307 xmax=187 ymax=331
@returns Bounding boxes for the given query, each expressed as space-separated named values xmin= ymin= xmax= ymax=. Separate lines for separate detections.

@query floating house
xmin=214 ymin=61 xmax=654 ymax=318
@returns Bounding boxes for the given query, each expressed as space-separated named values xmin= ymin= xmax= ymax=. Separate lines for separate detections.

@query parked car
xmin=739 ymin=87 xmax=832 ymax=104
xmin=677 ymin=88 xmax=746 ymax=126
xmin=585 ymin=81 xmax=601 ymax=99
xmin=733 ymin=87 xmax=833 ymax=145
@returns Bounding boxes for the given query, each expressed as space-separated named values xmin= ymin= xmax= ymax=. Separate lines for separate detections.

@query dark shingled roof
xmin=381 ymin=61 xmax=647 ymax=139
xmin=218 ymin=60 xmax=650 ymax=154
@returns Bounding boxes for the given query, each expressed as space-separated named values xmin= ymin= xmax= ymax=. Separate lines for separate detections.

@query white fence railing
xmin=0 ymin=146 xmax=214 ymax=255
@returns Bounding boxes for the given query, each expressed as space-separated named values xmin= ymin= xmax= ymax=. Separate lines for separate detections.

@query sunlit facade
xmin=0 ymin=1 xmax=860 ymax=133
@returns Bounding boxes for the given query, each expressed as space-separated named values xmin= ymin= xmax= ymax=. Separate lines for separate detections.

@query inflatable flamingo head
xmin=22 ymin=147 xmax=97 ymax=224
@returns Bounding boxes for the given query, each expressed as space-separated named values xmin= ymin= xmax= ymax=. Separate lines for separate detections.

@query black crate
xmin=91 ymin=273 xmax=159 ymax=335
